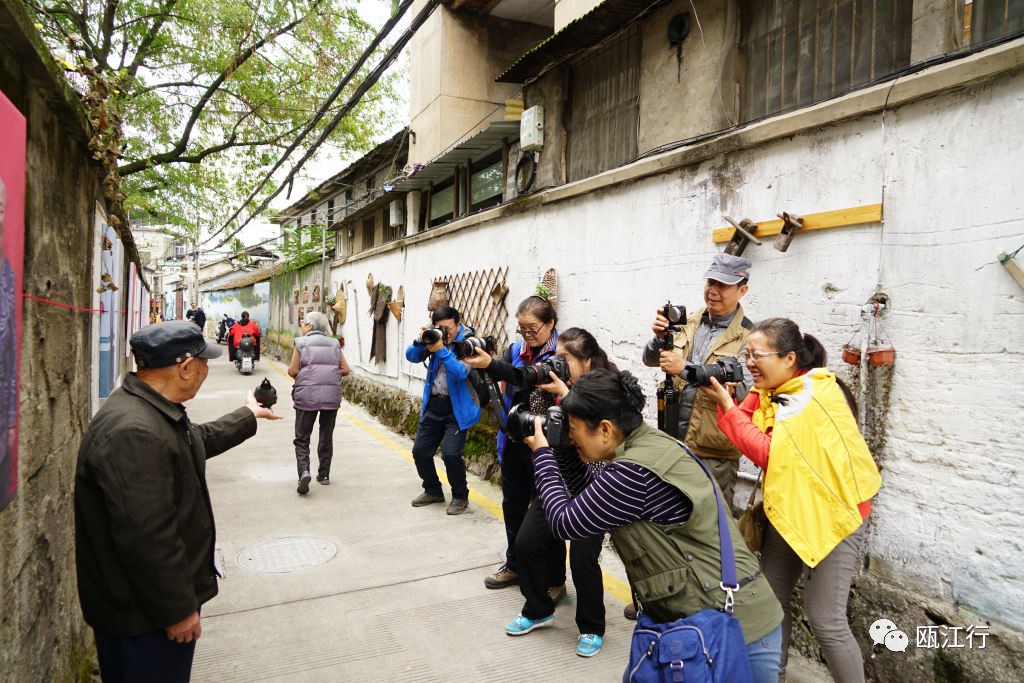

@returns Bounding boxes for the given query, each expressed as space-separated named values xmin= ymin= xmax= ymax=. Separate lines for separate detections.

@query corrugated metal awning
xmin=496 ymin=0 xmax=668 ymax=83
xmin=393 ymin=120 xmax=520 ymax=192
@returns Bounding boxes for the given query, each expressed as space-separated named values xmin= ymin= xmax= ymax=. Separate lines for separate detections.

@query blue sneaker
xmin=505 ymin=613 xmax=553 ymax=636
xmin=576 ymin=633 xmax=603 ymax=657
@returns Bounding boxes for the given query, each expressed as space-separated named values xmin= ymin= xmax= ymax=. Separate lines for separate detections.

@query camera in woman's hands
xmin=516 ymin=355 xmax=571 ymax=386
xmin=684 ymin=356 xmax=744 ymax=387
xmin=506 ymin=404 xmax=566 ymax=446
xmin=452 ymin=335 xmax=496 ymax=360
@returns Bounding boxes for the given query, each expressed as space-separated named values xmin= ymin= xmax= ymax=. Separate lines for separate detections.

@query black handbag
xmin=625 ymin=452 xmax=754 ymax=683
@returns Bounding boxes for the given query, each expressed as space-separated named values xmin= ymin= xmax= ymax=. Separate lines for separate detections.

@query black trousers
xmin=294 ymin=408 xmax=338 ymax=478
xmin=500 ymin=441 xmax=535 ymax=570
xmin=517 ymin=498 xmax=606 ymax=636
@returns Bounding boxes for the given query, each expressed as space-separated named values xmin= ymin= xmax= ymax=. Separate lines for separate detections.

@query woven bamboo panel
xmin=438 ymin=266 xmax=510 ymax=352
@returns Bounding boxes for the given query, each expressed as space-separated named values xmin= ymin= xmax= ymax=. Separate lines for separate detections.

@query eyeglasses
xmin=739 ymin=350 xmax=785 ymax=362
xmin=516 ymin=323 xmax=546 ymax=336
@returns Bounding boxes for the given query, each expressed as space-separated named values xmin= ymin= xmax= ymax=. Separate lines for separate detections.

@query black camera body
xmin=505 ymin=404 xmax=566 ymax=447
xmin=684 ymin=356 xmax=745 ymax=387
xmin=421 ymin=326 xmax=449 ymax=346
xmin=452 ymin=335 xmax=496 ymax=360
xmin=663 ymin=302 xmax=686 ymax=331
xmin=517 ymin=355 xmax=571 ymax=387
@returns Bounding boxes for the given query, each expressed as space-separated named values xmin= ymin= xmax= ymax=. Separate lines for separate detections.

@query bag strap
xmin=745 ymin=470 xmax=763 ymax=509
xmin=684 ymin=446 xmax=740 ymax=611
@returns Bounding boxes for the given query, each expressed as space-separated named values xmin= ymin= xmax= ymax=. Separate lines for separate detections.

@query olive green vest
xmin=671 ymin=305 xmax=752 ymax=460
xmin=612 ymin=423 xmax=782 ymax=643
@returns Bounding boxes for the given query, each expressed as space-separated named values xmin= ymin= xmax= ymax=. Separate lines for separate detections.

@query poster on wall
xmin=0 ymin=91 xmax=26 ymax=512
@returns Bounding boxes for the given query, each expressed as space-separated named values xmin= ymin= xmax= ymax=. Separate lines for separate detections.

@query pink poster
xmin=0 ymin=91 xmax=26 ymax=512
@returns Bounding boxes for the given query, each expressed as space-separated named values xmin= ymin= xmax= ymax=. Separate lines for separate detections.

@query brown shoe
xmin=484 ymin=564 xmax=519 ymax=589
xmin=623 ymin=603 xmax=638 ymax=620
xmin=411 ymin=492 xmax=445 ymax=507
xmin=547 ymin=584 xmax=567 ymax=606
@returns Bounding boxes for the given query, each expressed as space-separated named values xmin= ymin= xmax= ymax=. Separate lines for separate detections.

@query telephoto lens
xmin=421 ymin=326 xmax=446 ymax=346
xmin=516 ymin=355 xmax=571 ymax=386
xmin=684 ymin=356 xmax=745 ymax=387
xmin=452 ymin=335 xmax=496 ymax=360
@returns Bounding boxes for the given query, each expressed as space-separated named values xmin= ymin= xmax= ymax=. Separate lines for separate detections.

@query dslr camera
xmin=684 ymin=356 xmax=745 ymax=387
xmin=421 ymin=326 xmax=449 ymax=346
xmin=452 ymin=335 xmax=496 ymax=360
xmin=505 ymin=404 xmax=567 ymax=447
xmin=516 ymin=355 xmax=571 ymax=387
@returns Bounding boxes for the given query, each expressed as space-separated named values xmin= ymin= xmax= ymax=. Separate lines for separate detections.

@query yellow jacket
xmin=754 ymin=369 xmax=881 ymax=567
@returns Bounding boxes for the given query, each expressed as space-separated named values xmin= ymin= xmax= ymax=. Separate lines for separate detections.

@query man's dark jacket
xmin=75 ymin=373 xmax=257 ymax=636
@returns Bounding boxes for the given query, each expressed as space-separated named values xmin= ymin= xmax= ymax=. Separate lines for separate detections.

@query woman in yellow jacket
xmin=703 ymin=317 xmax=881 ymax=683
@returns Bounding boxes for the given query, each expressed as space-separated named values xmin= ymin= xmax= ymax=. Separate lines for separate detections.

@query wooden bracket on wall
xmin=713 ymin=203 xmax=883 ymax=245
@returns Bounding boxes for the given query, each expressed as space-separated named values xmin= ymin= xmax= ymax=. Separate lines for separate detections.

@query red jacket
xmin=229 ymin=320 xmax=260 ymax=349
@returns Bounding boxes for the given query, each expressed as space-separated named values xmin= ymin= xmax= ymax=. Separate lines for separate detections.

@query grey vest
xmin=292 ymin=332 xmax=342 ymax=410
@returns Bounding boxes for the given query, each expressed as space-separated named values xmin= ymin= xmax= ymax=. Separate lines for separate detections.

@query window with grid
xmin=741 ymin=0 xmax=913 ymax=122
xmin=971 ymin=0 xmax=1024 ymax=44
xmin=361 ymin=217 xmax=375 ymax=250
xmin=567 ymin=25 xmax=641 ymax=183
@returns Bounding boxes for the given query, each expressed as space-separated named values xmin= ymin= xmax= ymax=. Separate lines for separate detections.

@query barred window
xmin=971 ymin=0 xmax=1024 ymax=45
xmin=567 ymin=25 xmax=641 ymax=183
xmin=741 ymin=0 xmax=913 ymax=122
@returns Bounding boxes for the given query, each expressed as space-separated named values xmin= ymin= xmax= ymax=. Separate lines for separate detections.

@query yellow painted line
xmin=267 ymin=359 xmax=631 ymax=604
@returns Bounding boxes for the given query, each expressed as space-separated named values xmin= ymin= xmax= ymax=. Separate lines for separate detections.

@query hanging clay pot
xmin=841 ymin=344 xmax=862 ymax=365
xmin=867 ymin=347 xmax=896 ymax=367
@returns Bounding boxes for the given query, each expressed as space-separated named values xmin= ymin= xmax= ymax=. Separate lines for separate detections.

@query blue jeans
xmin=411 ymin=395 xmax=469 ymax=499
xmin=747 ymin=624 xmax=784 ymax=683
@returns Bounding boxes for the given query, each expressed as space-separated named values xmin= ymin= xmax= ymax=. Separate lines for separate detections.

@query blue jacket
xmin=405 ymin=323 xmax=481 ymax=431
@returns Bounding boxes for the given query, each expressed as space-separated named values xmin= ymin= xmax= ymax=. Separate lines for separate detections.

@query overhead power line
xmin=206 ymin=0 xmax=440 ymax=250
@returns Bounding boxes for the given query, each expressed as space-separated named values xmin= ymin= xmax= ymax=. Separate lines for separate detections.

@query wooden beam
xmin=712 ymin=203 xmax=883 ymax=243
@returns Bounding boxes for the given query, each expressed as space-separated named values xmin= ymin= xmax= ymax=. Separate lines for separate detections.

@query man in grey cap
xmin=643 ymin=253 xmax=753 ymax=499
xmin=74 ymin=320 xmax=281 ymax=682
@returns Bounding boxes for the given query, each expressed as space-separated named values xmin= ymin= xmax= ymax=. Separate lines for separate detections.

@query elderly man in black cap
xmin=74 ymin=320 xmax=281 ymax=682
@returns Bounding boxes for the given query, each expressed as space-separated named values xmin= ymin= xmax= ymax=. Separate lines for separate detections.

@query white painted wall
xmin=328 ymin=68 xmax=1024 ymax=629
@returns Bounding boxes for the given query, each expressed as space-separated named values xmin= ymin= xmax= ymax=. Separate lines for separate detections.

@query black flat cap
xmin=131 ymin=320 xmax=222 ymax=368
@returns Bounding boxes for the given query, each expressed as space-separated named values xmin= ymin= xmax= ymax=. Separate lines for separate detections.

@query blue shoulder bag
xmin=625 ymin=453 xmax=754 ymax=683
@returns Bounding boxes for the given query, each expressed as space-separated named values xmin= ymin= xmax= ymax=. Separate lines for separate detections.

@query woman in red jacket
xmin=228 ymin=311 xmax=261 ymax=362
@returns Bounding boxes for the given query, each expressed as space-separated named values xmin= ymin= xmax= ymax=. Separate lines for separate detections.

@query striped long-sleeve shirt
xmin=534 ymin=446 xmax=693 ymax=541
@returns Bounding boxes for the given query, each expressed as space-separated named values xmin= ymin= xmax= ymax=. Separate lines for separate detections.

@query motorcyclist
xmin=228 ymin=311 xmax=261 ymax=362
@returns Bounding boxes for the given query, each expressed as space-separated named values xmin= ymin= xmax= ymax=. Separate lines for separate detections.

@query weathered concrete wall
xmin=316 ymin=50 xmax=1024 ymax=678
xmin=0 ymin=0 xmax=113 ymax=678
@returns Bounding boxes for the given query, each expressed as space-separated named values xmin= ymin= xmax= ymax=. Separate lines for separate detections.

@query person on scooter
xmin=228 ymin=311 xmax=260 ymax=363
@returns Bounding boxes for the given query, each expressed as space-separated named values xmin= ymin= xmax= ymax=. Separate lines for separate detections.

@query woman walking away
xmin=288 ymin=312 xmax=350 ymax=495
xmin=703 ymin=317 xmax=881 ymax=683
xmin=528 ymin=369 xmax=784 ymax=681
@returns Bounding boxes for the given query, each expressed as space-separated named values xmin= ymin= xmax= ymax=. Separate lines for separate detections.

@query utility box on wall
xmin=520 ymin=105 xmax=544 ymax=152
xmin=389 ymin=199 xmax=404 ymax=227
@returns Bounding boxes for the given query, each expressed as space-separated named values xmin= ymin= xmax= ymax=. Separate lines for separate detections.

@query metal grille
xmin=437 ymin=267 xmax=510 ymax=352
xmin=236 ymin=537 xmax=337 ymax=573
xmin=567 ymin=25 xmax=641 ymax=183
xmin=971 ymin=0 xmax=1024 ymax=44
xmin=741 ymin=0 xmax=913 ymax=122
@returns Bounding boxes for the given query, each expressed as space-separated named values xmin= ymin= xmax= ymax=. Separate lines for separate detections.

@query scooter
xmin=216 ymin=316 xmax=235 ymax=344
xmin=235 ymin=333 xmax=257 ymax=375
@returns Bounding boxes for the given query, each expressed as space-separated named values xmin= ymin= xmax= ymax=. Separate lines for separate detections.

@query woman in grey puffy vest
xmin=287 ymin=312 xmax=350 ymax=495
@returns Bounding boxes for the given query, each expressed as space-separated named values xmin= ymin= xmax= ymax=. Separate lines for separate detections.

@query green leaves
xmin=28 ymin=0 xmax=401 ymax=229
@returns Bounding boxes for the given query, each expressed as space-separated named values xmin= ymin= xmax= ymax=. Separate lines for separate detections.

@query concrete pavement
xmin=183 ymin=350 xmax=829 ymax=682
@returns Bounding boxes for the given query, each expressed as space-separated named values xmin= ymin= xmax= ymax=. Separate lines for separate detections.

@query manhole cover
xmin=236 ymin=537 xmax=337 ymax=573
xmin=246 ymin=465 xmax=299 ymax=482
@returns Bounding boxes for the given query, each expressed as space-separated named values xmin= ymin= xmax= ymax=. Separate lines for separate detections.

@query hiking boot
xmin=576 ymin=633 xmax=603 ymax=657
xmin=484 ymin=564 xmax=519 ymax=589
xmin=316 ymin=473 xmax=330 ymax=485
xmin=623 ymin=603 xmax=638 ymax=621
xmin=297 ymin=471 xmax=311 ymax=495
xmin=446 ymin=498 xmax=468 ymax=515
xmin=547 ymin=584 xmax=567 ymax=606
xmin=411 ymin=492 xmax=445 ymax=507
xmin=505 ymin=613 xmax=553 ymax=636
